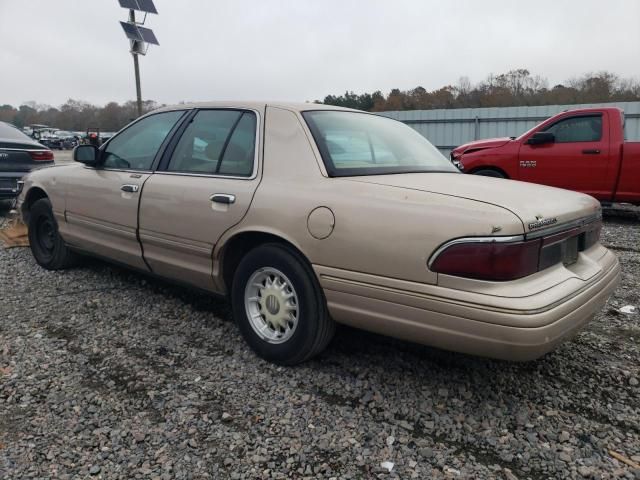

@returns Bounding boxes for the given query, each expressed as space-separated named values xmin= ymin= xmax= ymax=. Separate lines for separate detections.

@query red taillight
xmin=431 ymin=238 xmax=541 ymax=281
xmin=29 ymin=150 xmax=54 ymax=161
xmin=430 ymin=220 xmax=602 ymax=282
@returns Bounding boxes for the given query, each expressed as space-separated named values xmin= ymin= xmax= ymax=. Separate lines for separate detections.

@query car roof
xmin=153 ymin=101 xmax=361 ymax=114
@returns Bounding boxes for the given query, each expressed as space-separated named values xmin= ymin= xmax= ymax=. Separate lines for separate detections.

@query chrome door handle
xmin=121 ymin=184 xmax=139 ymax=193
xmin=210 ymin=193 xmax=236 ymax=204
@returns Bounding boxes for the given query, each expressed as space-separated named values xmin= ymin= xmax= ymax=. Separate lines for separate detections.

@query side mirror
xmin=73 ymin=145 xmax=100 ymax=166
xmin=527 ymin=132 xmax=555 ymax=145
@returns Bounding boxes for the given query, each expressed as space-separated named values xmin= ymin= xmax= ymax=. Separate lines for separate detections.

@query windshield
xmin=302 ymin=111 xmax=457 ymax=176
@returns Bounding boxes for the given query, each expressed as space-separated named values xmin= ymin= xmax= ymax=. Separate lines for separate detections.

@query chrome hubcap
xmin=244 ymin=267 xmax=299 ymax=344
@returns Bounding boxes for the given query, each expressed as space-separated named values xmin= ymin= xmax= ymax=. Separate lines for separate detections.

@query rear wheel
xmin=28 ymin=198 xmax=78 ymax=270
xmin=231 ymin=243 xmax=335 ymax=365
xmin=473 ymin=169 xmax=506 ymax=179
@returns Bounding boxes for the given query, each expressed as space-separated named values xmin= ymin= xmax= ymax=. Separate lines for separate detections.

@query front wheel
xmin=231 ymin=243 xmax=335 ymax=365
xmin=28 ymin=198 xmax=78 ymax=270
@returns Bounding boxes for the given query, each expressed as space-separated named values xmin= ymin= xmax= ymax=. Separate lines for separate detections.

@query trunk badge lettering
xmin=528 ymin=216 xmax=557 ymax=230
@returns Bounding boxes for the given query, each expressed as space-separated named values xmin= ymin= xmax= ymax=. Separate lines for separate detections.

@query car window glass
xmin=168 ymin=110 xmax=256 ymax=177
xmin=543 ymin=115 xmax=602 ymax=143
xmin=103 ymin=111 xmax=184 ymax=170
xmin=323 ymin=130 xmax=401 ymax=165
xmin=218 ymin=113 xmax=257 ymax=176
xmin=303 ymin=111 xmax=455 ymax=176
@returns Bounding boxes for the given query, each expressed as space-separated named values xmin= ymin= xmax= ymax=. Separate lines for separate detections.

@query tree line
xmin=2 ymin=69 xmax=639 ymax=132
xmin=318 ymin=69 xmax=640 ymax=112
xmin=0 ymin=99 xmax=160 ymax=132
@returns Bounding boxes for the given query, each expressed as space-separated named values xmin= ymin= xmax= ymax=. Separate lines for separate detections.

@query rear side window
xmin=167 ymin=110 xmax=256 ymax=177
xmin=103 ymin=111 xmax=184 ymax=170
xmin=303 ymin=110 xmax=455 ymax=177
xmin=543 ymin=115 xmax=602 ymax=143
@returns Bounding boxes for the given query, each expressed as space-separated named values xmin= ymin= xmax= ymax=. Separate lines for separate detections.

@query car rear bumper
xmin=316 ymin=250 xmax=621 ymax=361
xmin=0 ymin=172 xmax=26 ymax=199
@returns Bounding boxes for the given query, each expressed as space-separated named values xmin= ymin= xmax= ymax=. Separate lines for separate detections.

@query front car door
xmin=518 ymin=113 xmax=611 ymax=198
xmin=62 ymin=110 xmax=185 ymax=269
xmin=138 ymin=107 xmax=262 ymax=291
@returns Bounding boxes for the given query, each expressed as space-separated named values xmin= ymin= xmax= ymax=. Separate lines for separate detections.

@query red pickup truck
xmin=450 ymin=107 xmax=640 ymax=205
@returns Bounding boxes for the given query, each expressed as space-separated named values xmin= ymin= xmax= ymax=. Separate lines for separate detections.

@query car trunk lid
xmin=346 ymin=172 xmax=601 ymax=233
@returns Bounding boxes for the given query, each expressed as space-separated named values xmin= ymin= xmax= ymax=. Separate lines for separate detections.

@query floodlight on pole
xmin=118 ymin=0 xmax=158 ymax=117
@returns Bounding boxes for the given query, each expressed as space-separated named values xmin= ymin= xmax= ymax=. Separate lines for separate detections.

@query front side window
xmin=103 ymin=110 xmax=184 ymax=170
xmin=543 ymin=115 xmax=602 ymax=143
xmin=167 ymin=109 xmax=257 ymax=177
xmin=303 ymin=111 xmax=456 ymax=176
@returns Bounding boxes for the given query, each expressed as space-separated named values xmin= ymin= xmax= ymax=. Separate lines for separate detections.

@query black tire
xmin=231 ymin=243 xmax=335 ymax=365
xmin=473 ymin=169 xmax=506 ymax=179
xmin=28 ymin=198 xmax=78 ymax=270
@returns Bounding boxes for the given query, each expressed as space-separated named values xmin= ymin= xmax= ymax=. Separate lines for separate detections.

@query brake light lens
xmin=431 ymin=239 xmax=541 ymax=281
xmin=29 ymin=150 xmax=54 ymax=161
xmin=430 ymin=221 xmax=602 ymax=281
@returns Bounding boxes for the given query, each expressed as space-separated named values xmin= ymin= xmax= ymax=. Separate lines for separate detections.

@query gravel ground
xmin=0 ymin=202 xmax=639 ymax=480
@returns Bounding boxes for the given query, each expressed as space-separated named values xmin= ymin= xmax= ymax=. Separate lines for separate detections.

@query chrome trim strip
xmin=84 ymin=166 xmax=152 ymax=174
xmin=427 ymin=235 xmax=524 ymax=269
xmin=154 ymin=171 xmax=254 ymax=181
xmin=525 ymin=213 xmax=601 ymax=240
xmin=0 ymin=148 xmax=52 ymax=152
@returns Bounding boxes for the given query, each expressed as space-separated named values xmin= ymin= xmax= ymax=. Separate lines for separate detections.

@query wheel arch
xmin=468 ymin=166 xmax=510 ymax=179
xmin=217 ymin=230 xmax=313 ymax=294
xmin=21 ymin=186 xmax=49 ymax=223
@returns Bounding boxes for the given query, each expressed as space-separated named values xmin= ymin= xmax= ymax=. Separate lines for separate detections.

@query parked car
xmin=450 ymin=108 xmax=640 ymax=205
xmin=52 ymin=131 xmax=80 ymax=150
xmin=0 ymin=121 xmax=54 ymax=199
xmin=17 ymin=102 xmax=620 ymax=364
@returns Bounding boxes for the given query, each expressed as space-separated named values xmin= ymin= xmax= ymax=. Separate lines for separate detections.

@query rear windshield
xmin=302 ymin=111 xmax=457 ymax=177
xmin=0 ymin=121 xmax=34 ymax=143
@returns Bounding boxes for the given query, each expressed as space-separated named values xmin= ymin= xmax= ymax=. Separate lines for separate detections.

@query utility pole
xmin=129 ymin=9 xmax=143 ymax=117
xmin=119 ymin=0 xmax=159 ymax=118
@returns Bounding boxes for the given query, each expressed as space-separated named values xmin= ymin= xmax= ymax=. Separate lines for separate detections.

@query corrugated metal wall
xmin=377 ymin=101 xmax=640 ymax=157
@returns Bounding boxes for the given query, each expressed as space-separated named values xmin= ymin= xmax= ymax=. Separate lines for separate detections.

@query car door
xmin=63 ymin=110 xmax=186 ymax=269
xmin=518 ymin=113 xmax=611 ymax=197
xmin=138 ymin=108 xmax=262 ymax=291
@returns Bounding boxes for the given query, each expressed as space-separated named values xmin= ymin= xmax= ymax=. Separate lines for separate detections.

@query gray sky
xmin=1 ymin=0 xmax=639 ymax=107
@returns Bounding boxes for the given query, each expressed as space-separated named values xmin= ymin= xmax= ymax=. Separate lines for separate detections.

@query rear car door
xmin=138 ymin=108 xmax=262 ymax=291
xmin=518 ymin=113 xmax=611 ymax=198
xmin=63 ymin=110 xmax=185 ymax=269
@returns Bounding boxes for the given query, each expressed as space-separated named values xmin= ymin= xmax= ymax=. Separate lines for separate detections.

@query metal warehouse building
xmin=377 ymin=101 xmax=640 ymax=157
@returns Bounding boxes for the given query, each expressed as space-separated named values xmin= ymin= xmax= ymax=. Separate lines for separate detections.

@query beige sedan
xmin=17 ymin=102 xmax=620 ymax=364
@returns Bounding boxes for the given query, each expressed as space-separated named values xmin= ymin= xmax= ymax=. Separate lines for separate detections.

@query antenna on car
xmin=117 ymin=0 xmax=159 ymax=117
